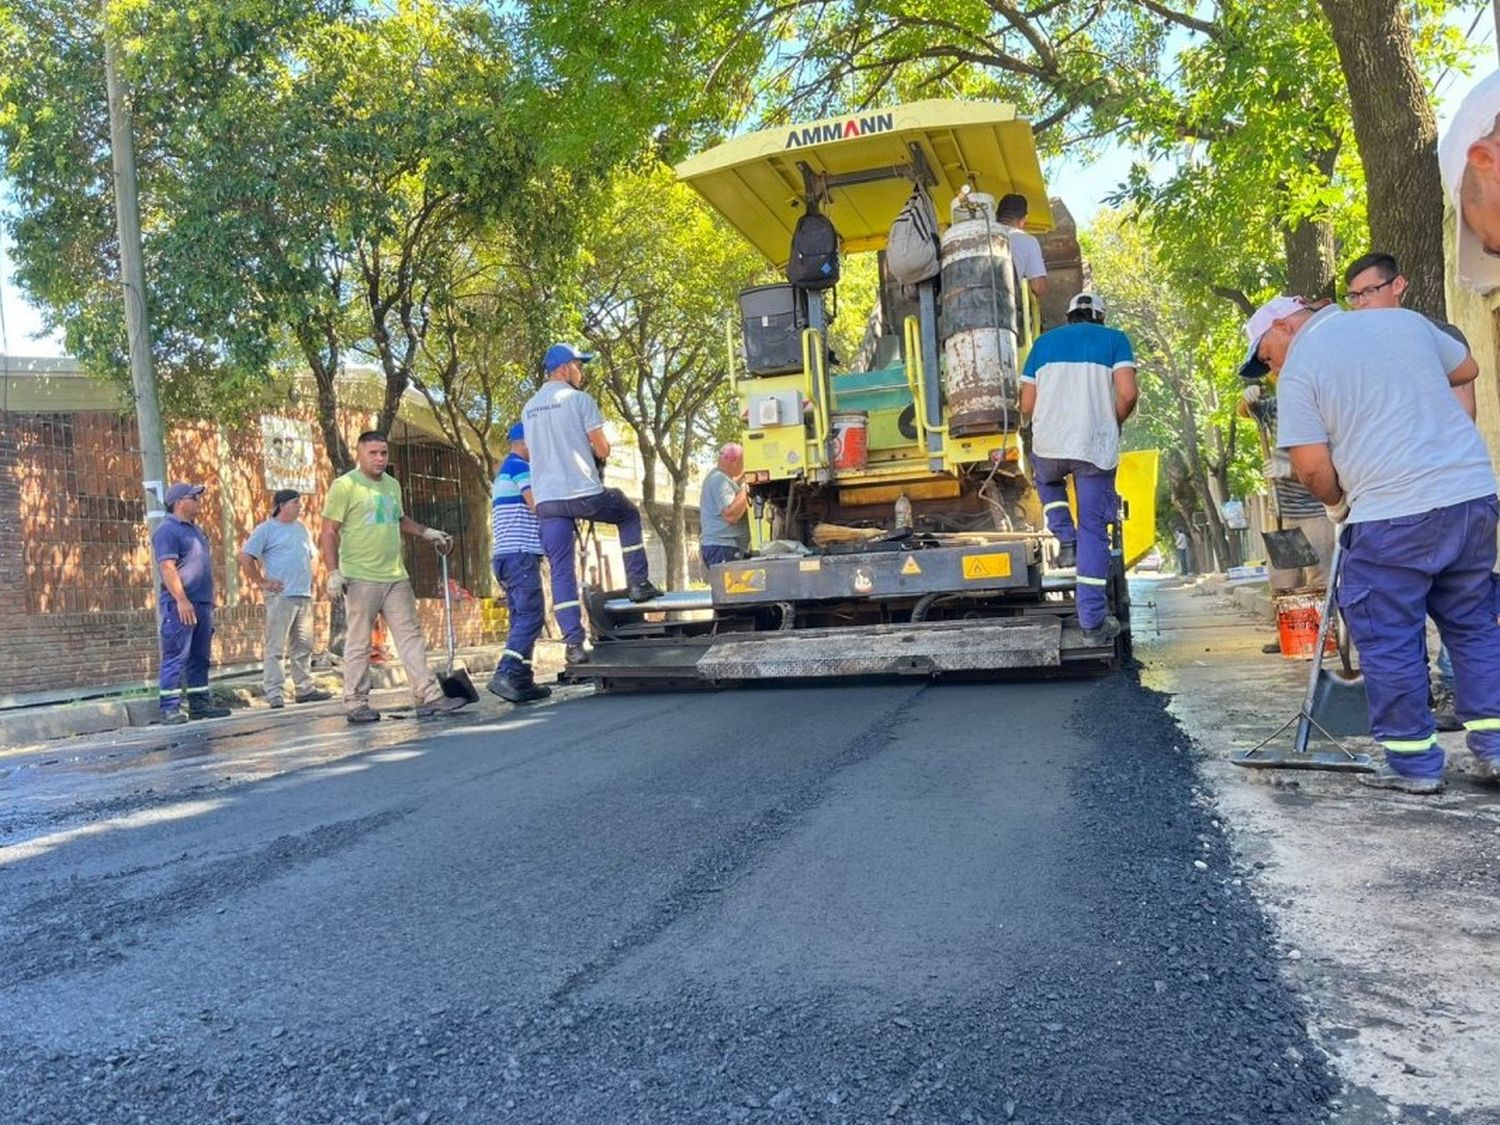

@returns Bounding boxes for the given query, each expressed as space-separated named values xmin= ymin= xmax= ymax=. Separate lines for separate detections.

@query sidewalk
xmin=1139 ymin=574 xmax=1500 ymax=1123
xmin=0 ymin=640 xmax=569 ymax=755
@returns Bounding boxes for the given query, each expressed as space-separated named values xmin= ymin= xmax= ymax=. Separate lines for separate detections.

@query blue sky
xmin=4 ymin=21 xmax=1496 ymax=360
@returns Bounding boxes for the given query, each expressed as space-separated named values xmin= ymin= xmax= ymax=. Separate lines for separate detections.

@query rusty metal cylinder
xmin=939 ymin=192 xmax=1020 ymax=436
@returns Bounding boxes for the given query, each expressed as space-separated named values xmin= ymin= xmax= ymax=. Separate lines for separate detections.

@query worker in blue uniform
xmin=487 ymin=422 xmax=551 ymax=704
xmin=1245 ymin=293 xmax=1500 ymax=794
xmin=152 ymin=482 xmax=231 ymax=724
xmin=1020 ymin=292 xmax=1140 ymax=645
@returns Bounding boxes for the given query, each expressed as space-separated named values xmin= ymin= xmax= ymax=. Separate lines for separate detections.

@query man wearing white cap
xmin=1439 ymin=69 xmax=1500 ymax=292
xmin=1020 ymin=292 xmax=1139 ymax=645
xmin=1242 ymin=292 xmax=1500 ymax=793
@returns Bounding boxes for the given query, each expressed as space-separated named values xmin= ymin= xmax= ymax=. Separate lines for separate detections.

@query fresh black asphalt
xmin=0 ymin=676 xmax=1338 ymax=1123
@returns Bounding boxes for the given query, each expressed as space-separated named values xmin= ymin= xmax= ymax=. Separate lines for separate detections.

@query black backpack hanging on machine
xmin=786 ymin=207 xmax=840 ymax=290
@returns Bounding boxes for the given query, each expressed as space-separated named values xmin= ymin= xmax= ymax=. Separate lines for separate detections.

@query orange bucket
xmin=1274 ymin=591 xmax=1338 ymax=660
xmin=831 ymin=410 xmax=869 ymax=472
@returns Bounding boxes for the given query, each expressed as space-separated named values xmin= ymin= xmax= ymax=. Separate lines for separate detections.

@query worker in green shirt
xmin=319 ymin=430 xmax=471 ymax=723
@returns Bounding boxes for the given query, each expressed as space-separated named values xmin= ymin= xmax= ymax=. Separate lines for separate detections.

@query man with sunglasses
xmin=1242 ymin=295 xmax=1500 ymax=793
xmin=522 ymin=343 xmax=663 ymax=665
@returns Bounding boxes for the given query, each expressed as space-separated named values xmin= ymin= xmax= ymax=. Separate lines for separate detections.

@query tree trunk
xmin=667 ymin=473 xmax=688 ymax=590
xmin=1281 ymin=217 xmax=1337 ymax=300
xmin=1318 ymin=0 xmax=1446 ymax=318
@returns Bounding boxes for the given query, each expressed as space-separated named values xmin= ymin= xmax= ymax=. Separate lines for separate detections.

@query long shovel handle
xmin=1294 ymin=532 xmax=1343 ymax=753
xmin=439 ymin=548 xmax=456 ymax=675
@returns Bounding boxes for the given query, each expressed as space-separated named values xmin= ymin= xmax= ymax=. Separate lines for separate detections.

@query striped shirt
xmin=491 ymin=453 xmax=543 ymax=557
xmin=1021 ymin=321 xmax=1136 ymax=469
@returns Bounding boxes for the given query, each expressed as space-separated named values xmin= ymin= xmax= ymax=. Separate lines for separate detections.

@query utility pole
xmin=102 ymin=7 xmax=169 ymax=527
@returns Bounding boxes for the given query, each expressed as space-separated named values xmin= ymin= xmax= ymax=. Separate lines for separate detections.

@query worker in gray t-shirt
xmin=698 ymin=442 xmax=750 ymax=570
xmin=238 ymin=490 xmax=330 ymax=708
xmin=1244 ymin=296 xmax=1500 ymax=794
xmin=522 ymin=343 xmax=663 ymax=665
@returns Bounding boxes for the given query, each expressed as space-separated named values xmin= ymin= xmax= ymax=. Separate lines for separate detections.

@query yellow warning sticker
xmin=799 ymin=559 xmax=821 ymax=572
xmin=901 ymin=554 xmax=922 ymax=576
xmin=722 ymin=567 xmax=767 ymax=594
xmin=962 ymin=553 xmax=1012 ymax=580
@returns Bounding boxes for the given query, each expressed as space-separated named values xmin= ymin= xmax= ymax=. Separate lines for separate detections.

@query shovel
xmin=436 ymin=549 xmax=480 ymax=703
xmin=1233 ymin=534 xmax=1375 ymax=773
xmin=1254 ymin=421 xmax=1320 ymax=571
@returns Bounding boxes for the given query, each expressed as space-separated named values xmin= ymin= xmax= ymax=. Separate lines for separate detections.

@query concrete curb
xmin=0 ymin=641 xmax=559 ymax=753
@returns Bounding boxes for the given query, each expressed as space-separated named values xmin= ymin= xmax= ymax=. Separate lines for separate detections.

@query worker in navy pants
xmin=536 ymin=488 xmax=650 ymax=644
xmin=1246 ymin=292 xmax=1500 ymax=792
xmin=160 ymin=595 xmax=215 ymax=714
xmin=1019 ymin=292 xmax=1139 ymax=645
xmin=1032 ymin=455 xmax=1117 ymax=630
xmin=1339 ymin=497 xmax=1500 ymax=779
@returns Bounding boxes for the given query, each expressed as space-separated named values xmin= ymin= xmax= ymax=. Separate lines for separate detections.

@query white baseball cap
xmin=1439 ymin=69 xmax=1500 ymax=293
xmin=1067 ymin=291 xmax=1105 ymax=318
xmin=1238 ymin=295 xmax=1308 ymax=379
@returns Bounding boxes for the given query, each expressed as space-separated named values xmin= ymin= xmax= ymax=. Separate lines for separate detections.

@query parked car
xmin=1134 ymin=546 xmax=1165 ymax=573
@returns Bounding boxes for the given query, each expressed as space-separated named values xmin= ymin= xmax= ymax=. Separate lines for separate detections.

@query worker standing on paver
xmin=698 ymin=442 xmax=751 ymax=570
xmin=152 ymin=482 xmax=231 ymax=725
xmin=320 ymin=431 xmax=471 ymax=724
xmin=523 ymin=344 xmax=663 ymax=665
xmin=995 ymin=193 xmax=1048 ymax=303
xmin=1020 ymin=292 xmax=1139 ymax=646
xmin=1243 ymin=295 xmax=1500 ymax=793
xmin=238 ymin=489 xmax=332 ymax=710
xmin=487 ymin=423 xmax=551 ymax=704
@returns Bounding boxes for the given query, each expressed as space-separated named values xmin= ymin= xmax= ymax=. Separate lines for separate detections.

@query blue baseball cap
xmin=507 ymin=421 xmax=525 ymax=443
xmin=164 ymin=482 xmax=205 ymax=509
xmin=543 ymin=343 xmax=595 ymax=373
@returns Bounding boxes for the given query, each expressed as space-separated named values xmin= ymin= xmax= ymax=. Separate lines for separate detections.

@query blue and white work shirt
xmin=1021 ymin=322 xmax=1136 ymax=470
xmin=491 ymin=453 xmax=543 ymax=557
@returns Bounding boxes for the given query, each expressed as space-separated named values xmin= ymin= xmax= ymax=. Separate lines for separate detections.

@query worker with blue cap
xmin=487 ymin=421 xmax=550 ymax=703
xmin=522 ymin=343 xmax=663 ymax=665
xmin=152 ymin=482 xmax=231 ymax=724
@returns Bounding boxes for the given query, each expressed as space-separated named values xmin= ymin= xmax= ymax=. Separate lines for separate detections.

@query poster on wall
xmin=260 ymin=416 xmax=317 ymax=494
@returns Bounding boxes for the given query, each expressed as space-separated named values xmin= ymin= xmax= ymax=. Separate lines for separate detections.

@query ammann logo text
xmin=784 ymin=112 xmax=895 ymax=149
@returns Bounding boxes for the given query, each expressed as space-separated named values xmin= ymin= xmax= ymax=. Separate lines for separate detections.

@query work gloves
xmin=422 ymin=527 xmax=454 ymax=554
xmin=1324 ymin=497 xmax=1350 ymax=524
xmin=326 ymin=569 xmax=346 ymax=600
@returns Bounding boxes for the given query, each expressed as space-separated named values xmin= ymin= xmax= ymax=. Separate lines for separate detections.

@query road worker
xmin=1244 ymin=294 xmax=1500 ymax=793
xmin=238 ymin=489 xmax=331 ymax=709
xmin=320 ymin=430 xmax=470 ymax=723
xmin=153 ymin=482 xmax=231 ymax=724
xmin=1020 ymin=292 xmax=1140 ymax=645
xmin=487 ymin=422 xmax=550 ymax=704
xmin=523 ymin=344 xmax=663 ymax=665
xmin=698 ymin=442 xmax=751 ymax=570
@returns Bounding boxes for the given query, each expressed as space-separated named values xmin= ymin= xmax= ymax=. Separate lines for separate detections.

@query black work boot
xmin=188 ymin=697 xmax=232 ymax=720
xmin=565 ymin=643 xmax=590 ymax=665
xmin=487 ymin=666 xmax=549 ymax=704
xmin=1055 ymin=542 xmax=1077 ymax=569
xmin=627 ymin=579 xmax=664 ymax=603
xmin=517 ymin=667 xmax=553 ymax=699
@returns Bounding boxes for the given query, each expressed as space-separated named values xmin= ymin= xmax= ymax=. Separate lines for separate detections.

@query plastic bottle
xmin=894 ymin=492 xmax=913 ymax=530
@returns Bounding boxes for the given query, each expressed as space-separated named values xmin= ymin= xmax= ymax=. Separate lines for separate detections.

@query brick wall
xmin=0 ymin=405 xmax=500 ymax=702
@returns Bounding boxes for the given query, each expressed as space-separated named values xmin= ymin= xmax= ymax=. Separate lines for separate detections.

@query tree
xmin=1082 ymin=207 xmax=1259 ymax=569
xmin=575 ymin=163 xmax=764 ymax=587
xmin=0 ymin=1 xmax=593 ymax=472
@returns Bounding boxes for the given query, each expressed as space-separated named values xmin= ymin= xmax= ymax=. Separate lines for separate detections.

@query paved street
xmin=0 ymin=653 xmax=1345 ymax=1125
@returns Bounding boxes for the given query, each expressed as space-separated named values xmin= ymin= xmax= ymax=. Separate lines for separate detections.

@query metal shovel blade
xmin=1261 ymin=527 xmax=1320 ymax=571
xmin=438 ymin=665 xmax=481 ymax=703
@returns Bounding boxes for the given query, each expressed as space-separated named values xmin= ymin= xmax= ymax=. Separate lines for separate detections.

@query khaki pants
xmin=342 ymin=579 xmax=439 ymax=710
xmin=1269 ymin=513 xmax=1337 ymax=592
xmin=263 ymin=593 xmax=315 ymax=702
